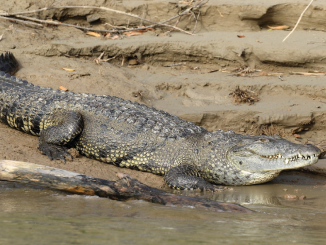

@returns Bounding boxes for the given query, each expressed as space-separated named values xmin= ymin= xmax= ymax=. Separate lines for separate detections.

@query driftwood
xmin=0 ymin=160 xmax=253 ymax=213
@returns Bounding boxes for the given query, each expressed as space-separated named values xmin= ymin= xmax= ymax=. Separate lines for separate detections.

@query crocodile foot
xmin=164 ymin=164 xmax=224 ymax=192
xmin=38 ymin=143 xmax=72 ymax=163
xmin=195 ymin=179 xmax=224 ymax=192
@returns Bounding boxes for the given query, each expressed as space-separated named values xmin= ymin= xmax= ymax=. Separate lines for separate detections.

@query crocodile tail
xmin=0 ymin=52 xmax=19 ymax=75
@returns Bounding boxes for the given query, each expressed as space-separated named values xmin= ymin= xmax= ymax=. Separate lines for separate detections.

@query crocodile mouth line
xmin=260 ymin=153 xmax=318 ymax=164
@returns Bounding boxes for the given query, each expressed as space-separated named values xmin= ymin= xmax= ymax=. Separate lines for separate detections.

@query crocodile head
xmin=203 ymin=131 xmax=321 ymax=185
xmin=227 ymin=134 xmax=320 ymax=172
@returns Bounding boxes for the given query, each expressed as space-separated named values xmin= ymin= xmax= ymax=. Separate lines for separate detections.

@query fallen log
xmin=0 ymin=160 xmax=253 ymax=213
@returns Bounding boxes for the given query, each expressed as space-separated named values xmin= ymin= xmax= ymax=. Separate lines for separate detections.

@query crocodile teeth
xmin=264 ymin=153 xmax=317 ymax=162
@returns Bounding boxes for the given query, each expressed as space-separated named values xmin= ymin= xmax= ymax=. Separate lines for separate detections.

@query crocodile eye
xmin=239 ymin=161 xmax=243 ymax=165
xmin=259 ymin=138 xmax=269 ymax=143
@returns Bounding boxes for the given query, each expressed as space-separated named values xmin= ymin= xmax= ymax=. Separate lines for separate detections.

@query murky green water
xmin=1 ymin=171 xmax=326 ymax=245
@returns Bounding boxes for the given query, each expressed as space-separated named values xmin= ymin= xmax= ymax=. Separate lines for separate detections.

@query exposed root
xmin=282 ymin=0 xmax=315 ymax=42
xmin=94 ymin=52 xmax=116 ymax=65
xmin=232 ymin=66 xmax=261 ymax=76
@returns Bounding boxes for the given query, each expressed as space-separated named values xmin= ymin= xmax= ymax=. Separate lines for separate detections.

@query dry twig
xmin=14 ymin=14 xmax=122 ymax=33
xmin=94 ymin=52 xmax=116 ymax=65
xmin=164 ymin=62 xmax=186 ymax=67
xmin=282 ymin=0 xmax=314 ymax=42
xmin=0 ymin=15 xmax=43 ymax=28
xmin=192 ymin=11 xmax=200 ymax=34
xmin=216 ymin=8 xmax=224 ymax=18
xmin=167 ymin=15 xmax=183 ymax=33
xmin=289 ymin=71 xmax=325 ymax=76
xmin=104 ymin=23 xmax=128 ymax=30
xmin=232 ymin=66 xmax=260 ymax=76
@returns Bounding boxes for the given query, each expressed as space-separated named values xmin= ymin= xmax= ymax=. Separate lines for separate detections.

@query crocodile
xmin=0 ymin=52 xmax=321 ymax=191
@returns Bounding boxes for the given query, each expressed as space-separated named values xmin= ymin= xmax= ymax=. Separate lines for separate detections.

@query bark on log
xmin=0 ymin=160 xmax=253 ymax=213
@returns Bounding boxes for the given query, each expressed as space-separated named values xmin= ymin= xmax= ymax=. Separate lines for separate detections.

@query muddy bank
xmin=0 ymin=0 xmax=326 ymax=187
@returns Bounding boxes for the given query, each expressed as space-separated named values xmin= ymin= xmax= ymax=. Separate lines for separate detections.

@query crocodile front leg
xmin=164 ymin=164 xmax=223 ymax=191
xmin=39 ymin=110 xmax=83 ymax=162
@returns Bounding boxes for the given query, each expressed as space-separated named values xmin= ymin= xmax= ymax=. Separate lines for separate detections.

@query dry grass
xmin=247 ymin=124 xmax=287 ymax=137
xmin=231 ymin=86 xmax=259 ymax=105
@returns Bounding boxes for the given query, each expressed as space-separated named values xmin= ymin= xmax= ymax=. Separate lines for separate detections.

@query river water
xmin=1 ymin=171 xmax=326 ymax=245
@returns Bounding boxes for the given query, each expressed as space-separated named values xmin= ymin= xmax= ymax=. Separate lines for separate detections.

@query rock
xmin=87 ymin=15 xmax=100 ymax=23
xmin=128 ymin=59 xmax=138 ymax=65
xmin=142 ymin=64 xmax=149 ymax=70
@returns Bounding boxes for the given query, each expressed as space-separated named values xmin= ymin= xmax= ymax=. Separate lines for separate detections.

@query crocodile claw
xmin=38 ymin=143 xmax=72 ymax=163
xmin=196 ymin=180 xmax=223 ymax=192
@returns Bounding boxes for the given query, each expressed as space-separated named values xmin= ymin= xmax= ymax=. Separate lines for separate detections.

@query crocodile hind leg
xmin=38 ymin=110 xmax=83 ymax=162
xmin=164 ymin=164 xmax=223 ymax=191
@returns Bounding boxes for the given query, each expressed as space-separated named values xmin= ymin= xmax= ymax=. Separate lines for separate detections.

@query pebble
xmin=284 ymin=194 xmax=299 ymax=200
xmin=142 ymin=64 xmax=149 ymax=70
xmin=129 ymin=59 xmax=138 ymax=65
